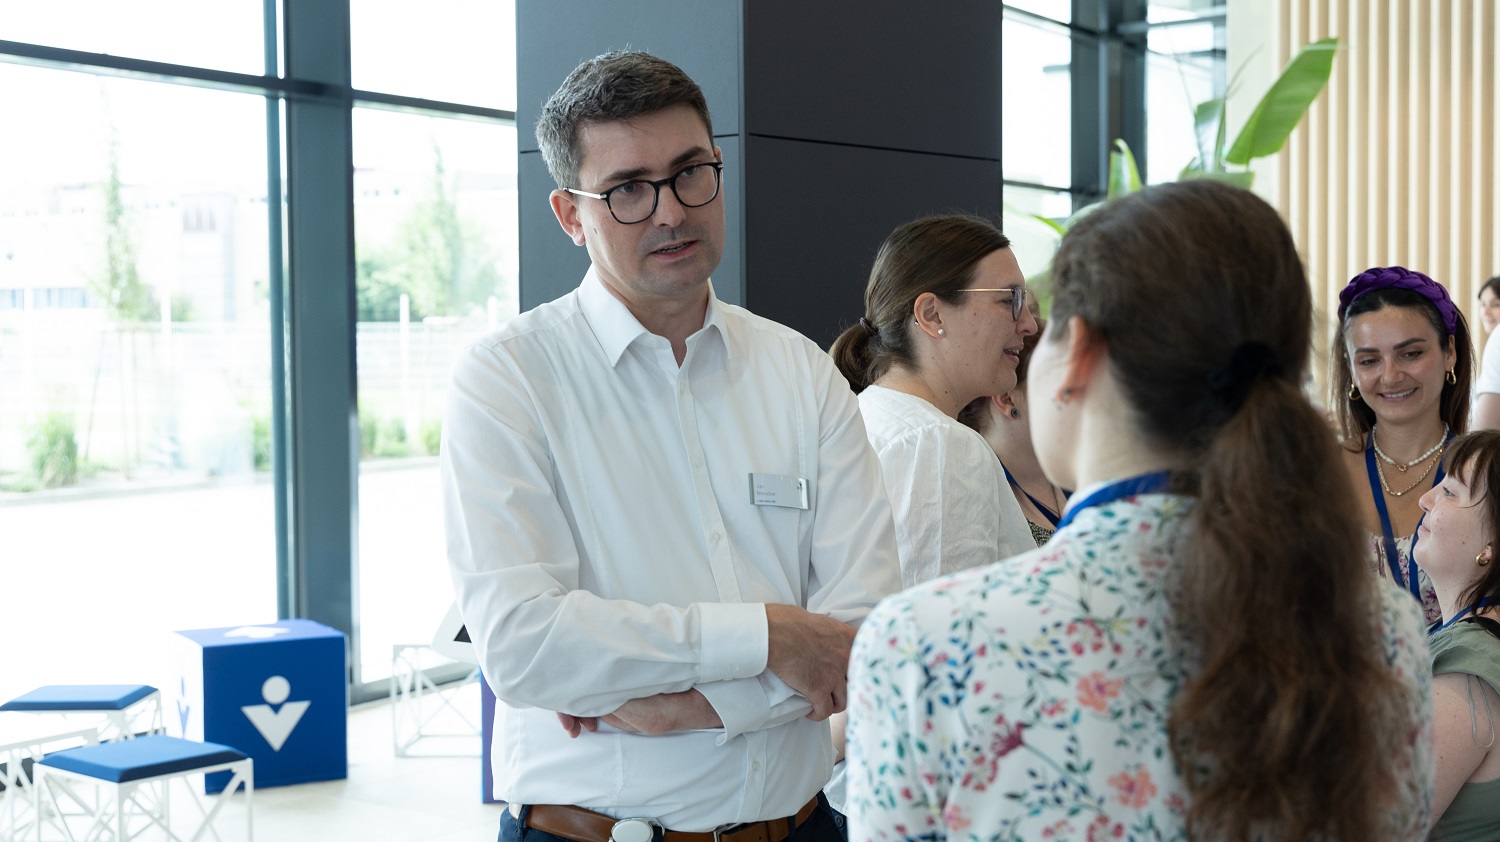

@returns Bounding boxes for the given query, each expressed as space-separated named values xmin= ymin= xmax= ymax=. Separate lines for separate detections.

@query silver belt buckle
xmin=712 ymin=822 xmax=747 ymax=842
xmin=610 ymin=818 xmax=660 ymax=842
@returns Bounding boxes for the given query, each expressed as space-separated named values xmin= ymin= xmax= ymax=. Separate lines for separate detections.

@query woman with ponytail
xmin=845 ymin=180 xmax=1432 ymax=841
xmin=829 ymin=214 xmax=1038 ymax=587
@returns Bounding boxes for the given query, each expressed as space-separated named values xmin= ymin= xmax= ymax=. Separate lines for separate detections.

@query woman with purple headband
xmin=1332 ymin=266 xmax=1475 ymax=628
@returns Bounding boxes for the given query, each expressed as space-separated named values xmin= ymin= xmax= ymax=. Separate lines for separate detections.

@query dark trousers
xmin=499 ymin=795 xmax=844 ymax=842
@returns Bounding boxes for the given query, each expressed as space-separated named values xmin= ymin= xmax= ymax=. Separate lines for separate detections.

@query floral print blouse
xmin=845 ymin=493 xmax=1434 ymax=842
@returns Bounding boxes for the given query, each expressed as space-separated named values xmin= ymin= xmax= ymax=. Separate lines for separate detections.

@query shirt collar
xmin=578 ymin=267 xmax=729 ymax=367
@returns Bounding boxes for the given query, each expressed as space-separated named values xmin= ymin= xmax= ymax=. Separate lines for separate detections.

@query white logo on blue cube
xmin=169 ymin=619 xmax=347 ymax=792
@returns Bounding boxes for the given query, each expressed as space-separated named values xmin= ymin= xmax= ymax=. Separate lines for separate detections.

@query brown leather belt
xmin=522 ymin=796 xmax=820 ymax=842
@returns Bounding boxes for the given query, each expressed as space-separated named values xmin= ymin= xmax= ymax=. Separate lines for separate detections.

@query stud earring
xmin=1053 ymin=388 xmax=1072 ymax=410
xmin=1447 ymin=369 xmax=1458 ymax=385
xmin=937 ymin=328 xmax=945 ymax=336
xmin=1010 ymin=408 xmax=1020 ymax=419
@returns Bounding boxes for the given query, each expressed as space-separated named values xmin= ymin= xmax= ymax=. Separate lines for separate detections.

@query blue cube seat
xmin=41 ymin=735 xmax=246 ymax=783
xmin=1 ymin=685 xmax=157 ymax=712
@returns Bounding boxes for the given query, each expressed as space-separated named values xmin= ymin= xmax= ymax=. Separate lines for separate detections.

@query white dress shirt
xmin=442 ymin=268 xmax=901 ymax=831
xmin=857 ymin=385 xmax=1035 ymax=587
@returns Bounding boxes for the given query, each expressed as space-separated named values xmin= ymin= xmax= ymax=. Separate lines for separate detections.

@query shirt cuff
xmin=699 ymin=602 xmax=768 ymax=683
xmin=697 ymin=678 xmax=769 ymax=744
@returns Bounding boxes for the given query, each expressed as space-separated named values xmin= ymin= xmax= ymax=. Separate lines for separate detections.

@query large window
xmin=1000 ymin=1 xmax=1227 ymax=283
xmin=352 ymin=108 xmax=517 ymax=684
xmin=0 ymin=1 xmax=517 ymax=720
xmin=0 ymin=67 xmax=276 ymax=709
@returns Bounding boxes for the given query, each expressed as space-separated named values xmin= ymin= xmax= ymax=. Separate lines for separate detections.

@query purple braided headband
xmin=1337 ymin=265 xmax=1459 ymax=336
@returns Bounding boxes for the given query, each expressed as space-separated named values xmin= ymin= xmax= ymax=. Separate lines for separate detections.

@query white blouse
xmin=857 ymin=385 xmax=1034 ymax=587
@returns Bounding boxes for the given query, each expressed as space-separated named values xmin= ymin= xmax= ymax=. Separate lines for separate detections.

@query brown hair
xmin=1050 ymin=180 xmax=1409 ymax=840
xmin=1331 ymin=285 xmax=1473 ymax=444
xmin=536 ymin=51 xmax=714 ymax=189
xmin=831 ymin=214 xmax=1010 ymax=393
xmin=1442 ymin=430 xmax=1500 ymax=614
xmin=956 ymin=318 xmax=1045 ymax=434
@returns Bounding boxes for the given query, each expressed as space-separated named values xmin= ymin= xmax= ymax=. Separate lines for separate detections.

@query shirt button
xmin=710 ymin=532 xmax=721 ymax=544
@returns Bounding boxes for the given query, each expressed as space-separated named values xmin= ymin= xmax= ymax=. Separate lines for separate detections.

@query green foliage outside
xmin=27 ymin=413 xmax=80 ymax=489
xmin=357 ymin=146 xmax=504 ymax=322
xmin=359 ymin=408 xmax=414 ymax=459
xmin=252 ymin=414 xmax=273 ymax=472
xmin=89 ymin=130 xmax=158 ymax=323
xmin=420 ymin=419 xmax=442 ymax=457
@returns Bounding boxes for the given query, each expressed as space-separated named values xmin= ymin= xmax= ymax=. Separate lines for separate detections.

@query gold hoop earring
xmin=1348 ymin=383 xmax=1360 ymax=401
xmin=1480 ymin=551 xmax=1492 ymax=567
xmin=1447 ymin=369 xmax=1458 ymax=385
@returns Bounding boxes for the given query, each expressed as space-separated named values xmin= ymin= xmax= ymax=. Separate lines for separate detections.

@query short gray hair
xmin=536 ymin=51 xmax=714 ymax=189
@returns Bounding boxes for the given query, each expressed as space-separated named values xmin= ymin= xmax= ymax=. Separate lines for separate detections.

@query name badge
xmin=749 ymin=473 xmax=810 ymax=510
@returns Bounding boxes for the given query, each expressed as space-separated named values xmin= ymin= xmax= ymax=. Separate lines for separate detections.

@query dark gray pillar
xmin=518 ymin=0 xmax=1005 ymax=348
xmin=1074 ymin=0 xmax=1147 ymax=203
xmin=284 ymin=0 xmax=359 ymax=643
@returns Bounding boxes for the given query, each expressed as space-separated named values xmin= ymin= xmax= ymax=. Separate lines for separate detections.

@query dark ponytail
xmin=831 ymin=214 xmax=1010 ymax=393
xmin=1050 ymin=179 xmax=1410 ymax=841
xmin=829 ymin=318 xmax=882 ymax=394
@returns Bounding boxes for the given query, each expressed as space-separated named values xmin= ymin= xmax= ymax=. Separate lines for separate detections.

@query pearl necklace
xmin=1372 ymin=424 xmax=1450 ymax=473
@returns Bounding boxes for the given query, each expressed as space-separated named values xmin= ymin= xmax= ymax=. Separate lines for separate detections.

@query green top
xmin=1429 ymin=620 xmax=1500 ymax=842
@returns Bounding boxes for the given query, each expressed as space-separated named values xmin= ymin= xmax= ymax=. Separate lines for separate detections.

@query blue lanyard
xmin=1364 ymin=436 xmax=1447 ymax=604
xmin=1000 ymin=462 xmax=1070 ymax=528
xmin=1433 ymin=597 xmax=1500 ymax=635
xmin=1054 ymin=471 xmax=1171 ymax=532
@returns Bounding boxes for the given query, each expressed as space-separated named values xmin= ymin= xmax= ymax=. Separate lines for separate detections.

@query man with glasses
xmin=442 ymin=51 xmax=900 ymax=842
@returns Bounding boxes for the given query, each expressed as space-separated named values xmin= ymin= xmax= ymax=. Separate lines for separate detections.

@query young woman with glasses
xmin=830 ymin=213 xmax=1039 ymax=587
xmin=823 ymin=214 xmax=1039 ymax=821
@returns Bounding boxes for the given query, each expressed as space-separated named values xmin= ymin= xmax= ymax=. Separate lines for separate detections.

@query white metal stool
xmin=35 ymin=735 xmax=252 ymax=842
xmin=389 ymin=644 xmax=481 ymax=757
xmin=0 ymin=725 xmax=97 ymax=842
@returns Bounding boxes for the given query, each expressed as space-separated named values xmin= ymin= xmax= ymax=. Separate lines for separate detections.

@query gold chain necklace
xmin=1375 ymin=445 xmax=1443 ymax=497
xmin=1372 ymin=424 xmax=1450 ymax=473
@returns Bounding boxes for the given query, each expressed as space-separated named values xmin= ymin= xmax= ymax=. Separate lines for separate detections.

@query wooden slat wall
xmin=1270 ymin=0 xmax=1497 ymax=388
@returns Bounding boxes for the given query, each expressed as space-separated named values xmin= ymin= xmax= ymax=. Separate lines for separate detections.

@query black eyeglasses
xmin=958 ymin=287 xmax=1029 ymax=320
xmin=566 ymin=160 xmax=724 ymax=224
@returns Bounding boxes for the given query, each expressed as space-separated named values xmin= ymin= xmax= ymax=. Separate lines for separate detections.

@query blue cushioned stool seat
xmin=1 ymin=685 xmax=164 ymax=743
xmin=42 ymin=735 xmax=246 ymax=783
xmin=34 ymin=734 xmax=253 ymax=840
xmin=1 ymin=685 xmax=157 ymax=713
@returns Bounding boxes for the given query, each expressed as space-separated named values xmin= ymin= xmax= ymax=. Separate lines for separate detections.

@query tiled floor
xmin=230 ymin=683 xmax=502 ymax=842
xmin=11 ymin=683 xmax=503 ymax=842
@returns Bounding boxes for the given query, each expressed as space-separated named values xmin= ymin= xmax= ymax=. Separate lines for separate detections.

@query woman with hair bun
xmin=1332 ymin=266 xmax=1473 ymax=628
xmin=845 ymin=180 xmax=1432 ymax=841
xmin=830 ymin=214 xmax=1038 ymax=587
